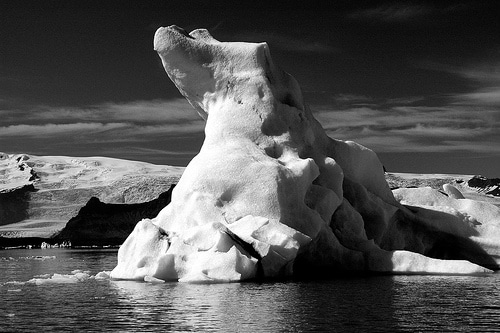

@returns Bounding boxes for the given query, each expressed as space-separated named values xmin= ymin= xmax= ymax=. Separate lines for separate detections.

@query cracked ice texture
xmin=111 ymin=26 xmax=498 ymax=282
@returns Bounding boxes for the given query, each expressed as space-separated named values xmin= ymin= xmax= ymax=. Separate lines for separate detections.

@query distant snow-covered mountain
xmin=0 ymin=153 xmax=184 ymax=242
xmin=386 ymin=172 xmax=500 ymax=203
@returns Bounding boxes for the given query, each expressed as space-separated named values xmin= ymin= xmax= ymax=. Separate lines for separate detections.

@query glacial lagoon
xmin=1 ymin=248 xmax=499 ymax=332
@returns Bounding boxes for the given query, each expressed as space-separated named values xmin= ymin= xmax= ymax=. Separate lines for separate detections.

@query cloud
xmin=0 ymin=122 xmax=130 ymax=137
xmin=97 ymin=99 xmax=202 ymax=123
xmin=417 ymin=60 xmax=500 ymax=106
xmin=456 ymin=65 xmax=500 ymax=83
xmin=324 ymin=126 xmax=500 ymax=154
xmin=331 ymin=94 xmax=375 ymax=105
xmin=348 ymin=2 xmax=473 ymax=23
xmin=349 ymin=4 xmax=432 ymax=22
xmin=458 ymin=87 xmax=500 ymax=105
xmin=0 ymin=98 xmax=205 ymax=135
xmin=0 ymin=122 xmax=205 ymax=144
xmin=231 ymin=32 xmax=337 ymax=54
xmin=451 ymin=64 xmax=500 ymax=106
xmin=312 ymin=99 xmax=499 ymax=155
xmin=315 ymin=103 xmax=492 ymax=130
xmin=390 ymin=124 xmax=492 ymax=138
xmin=104 ymin=123 xmax=206 ymax=141
xmin=0 ymin=98 xmax=206 ymax=155
xmin=18 ymin=98 xmax=202 ymax=124
xmin=318 ymin=58 xmax=499 ymax=155
xmin=100 ymin=147 xmax=199 ymax=158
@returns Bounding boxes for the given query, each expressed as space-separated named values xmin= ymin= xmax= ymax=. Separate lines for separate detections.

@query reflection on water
xmin=1 ymin=249 xmax=499 ymax=332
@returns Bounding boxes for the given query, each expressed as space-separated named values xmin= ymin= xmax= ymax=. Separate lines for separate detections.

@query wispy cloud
xmin=458 ymin=88 xmax=500 ymax=106
xmin=100 ymin=147 xmax=199 ymax=158
xmin=348 ymin=2 xmax=472 ymax=23
xmin=0 ymin=98 xmax=206 ymax=165
xmin=418 ymin=60 xmax=500 ymax=106
xmin=0 ymin=121 xmax=204 ymax=142
xmin=390 ymin=124 xmax=492 ymax=138
xmin=419 ymin=60 xmax=500 ymax=83
xmin=311 ymin=54 xmax=500 ymax=157
xmin=231 ymin=31 xmax=338 ymax=54
xmin=6 ymin=98 xmax=202 ymax=125
xmin=0 ymin=99 xmax=205 ymax=149
xmin=349 ymin=4 xmax=432 ymax=22
xmin=312 ymin=99 xmax=499 ymax=155
xmin=451 ymin=63 xmax=500 ymax=107
xmin=455 ymin=65 xmax=500 ymax=83
xmin=0 ymin=122 xmax=130 ymax=137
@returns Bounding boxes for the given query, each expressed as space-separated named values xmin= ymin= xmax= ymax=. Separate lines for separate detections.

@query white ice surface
xmin=111 ymin=26 xmax=498 ymax=282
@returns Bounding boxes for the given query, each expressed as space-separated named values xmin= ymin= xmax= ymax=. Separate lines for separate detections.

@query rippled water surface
xmin=1 ymin=249 xmax=499 ymax=332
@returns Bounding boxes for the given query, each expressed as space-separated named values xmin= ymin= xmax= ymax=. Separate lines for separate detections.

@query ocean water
xmin=1 ymin=249 xmax=499 ymax=332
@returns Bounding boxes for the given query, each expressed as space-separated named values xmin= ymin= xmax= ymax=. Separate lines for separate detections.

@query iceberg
xmin=111 ymin=26 xmax=498 ymax=282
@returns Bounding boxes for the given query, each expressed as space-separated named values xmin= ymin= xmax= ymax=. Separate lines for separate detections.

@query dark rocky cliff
xmin=468 ymin=176 xmax=500 ymax=197
xmin=54 ymin=185 xmax=175 ymax=246
xmin=0 ymin=184 xmax=35 ymax=227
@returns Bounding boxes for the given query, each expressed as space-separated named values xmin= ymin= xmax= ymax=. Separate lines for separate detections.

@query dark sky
xmin=1 ymin=0 xmax=499 ymax=177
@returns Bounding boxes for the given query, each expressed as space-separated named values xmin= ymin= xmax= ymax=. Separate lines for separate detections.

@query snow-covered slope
xmin=0 ymin=153 xmax=183 ymax=239
xmin=387 ymin=172 xmax=500 ymax=205
xmin=110 ymin=26 xmax=500 ymax=283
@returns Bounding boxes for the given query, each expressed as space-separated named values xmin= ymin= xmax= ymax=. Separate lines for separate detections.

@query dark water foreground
xmin=1 ymin=249 xmax=499 ymax=332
